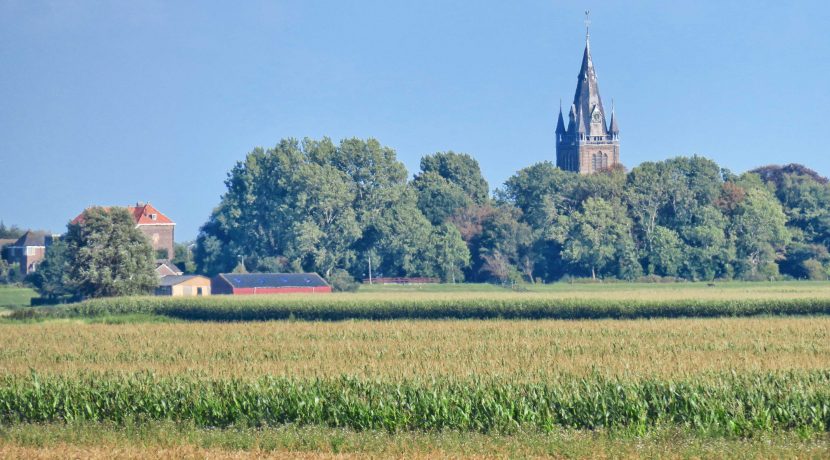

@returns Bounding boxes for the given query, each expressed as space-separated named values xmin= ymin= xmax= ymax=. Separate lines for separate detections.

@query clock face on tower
xmin=591 ymin=110 xmax=602 ymax=123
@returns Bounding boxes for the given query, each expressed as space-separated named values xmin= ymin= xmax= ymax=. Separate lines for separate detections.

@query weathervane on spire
xmin=584 ymin=10 xmax=591 ymax=40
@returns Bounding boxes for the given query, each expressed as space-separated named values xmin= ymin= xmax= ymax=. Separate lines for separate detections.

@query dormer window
xmin=150 ymin=214 xmax=157 ymax=220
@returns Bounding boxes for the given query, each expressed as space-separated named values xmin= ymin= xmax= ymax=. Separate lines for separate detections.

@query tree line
xmin=193 ymin=137 xmax=830 ymax=284
xmin=9 ymin=136 xmax=830 ymax=298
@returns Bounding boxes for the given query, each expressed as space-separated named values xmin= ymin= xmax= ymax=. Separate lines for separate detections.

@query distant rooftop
xmin=218 ymin=273 xmax=329 ymax=288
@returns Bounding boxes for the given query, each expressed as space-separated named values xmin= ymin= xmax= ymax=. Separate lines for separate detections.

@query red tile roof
xmin=71 ymin=203 xmax=174 ymax=226
xmin=130 ymin=203 xmax=174 ymax=225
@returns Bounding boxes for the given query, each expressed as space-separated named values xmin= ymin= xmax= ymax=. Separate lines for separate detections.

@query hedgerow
xmin=38 ymin=295 xmax=830 ymax=321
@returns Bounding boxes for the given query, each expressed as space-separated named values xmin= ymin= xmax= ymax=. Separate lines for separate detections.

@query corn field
xmin=0 ymin=318 xmax=827 ymax=380
xmin=1 ymin=372 xmax=829 ymax=434
xmin=28 ymin=294 xmax=830 ymax=321
xmin=3 ymin=284 xmax=830 ymax=445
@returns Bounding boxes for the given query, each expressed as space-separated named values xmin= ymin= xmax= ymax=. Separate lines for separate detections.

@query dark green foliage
xmin=46 ymin=296 xmax=830 ymax=322
xmin=194 ymin=138 xmax=466 ymax=281
xmin=328 ymin=269 xmax=359 ymax=292
xmin=62 ymin=207 xmax=158 ymax=298
xmin=171 ymin=242 xmax=196 ymax=274
xmin=194 ymin=138 xmax=830 ymax=283
xmin=1 ymin=372 xmax=828 ymax=434
xmin=753 ymin=164 xmax=830 ymax=277
xmin=413 ymin=171 xmax=472 ymax=225
xmin=0 ymin=259 xmax=11 ymax=284
xmin=28 ymin=240 xmax=73 ymax=299
xmin=418 ymin=151 xmax=489 ymax=205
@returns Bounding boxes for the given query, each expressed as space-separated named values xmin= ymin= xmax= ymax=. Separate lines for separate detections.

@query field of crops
xmin=25 ymin=280 xmax=830 ymax=322
xmin=0 ymin=318 xmax=827 ymax=379
xmin=2 ymin=283 xmax=830 ymax=457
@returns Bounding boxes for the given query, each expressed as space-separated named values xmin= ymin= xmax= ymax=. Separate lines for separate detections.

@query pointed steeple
xmin=571 ymin=28 xmax=608 ymax=137
xmin=609 ymin=101 xmax=619 ymax=135
xmin=556 ymin=102 xmax=566 ymax=134
xmin=555 ymin=11 xmax=620 ymax=174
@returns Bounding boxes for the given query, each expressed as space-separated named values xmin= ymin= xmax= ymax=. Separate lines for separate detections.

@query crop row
xmin=1 ymin=372 xmax=829 ymax=434
xmin=1 ymin=318 xmax=827 ymax=380
xmin=39 ymin=295 xmax=830 ymax=321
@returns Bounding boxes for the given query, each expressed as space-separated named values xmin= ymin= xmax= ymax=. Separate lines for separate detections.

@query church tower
xmin=556 ymin=13 xmax=620 ymax=174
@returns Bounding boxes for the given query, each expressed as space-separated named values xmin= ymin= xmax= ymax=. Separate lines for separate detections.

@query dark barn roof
xmin=218 ymin=273 xmax=329 ymax=289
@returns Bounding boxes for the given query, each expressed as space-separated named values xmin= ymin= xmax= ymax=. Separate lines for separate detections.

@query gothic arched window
xmin=592 ymin=152 xmax=610 ymax=171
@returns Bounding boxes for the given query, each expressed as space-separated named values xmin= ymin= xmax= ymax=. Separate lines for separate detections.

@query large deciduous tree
xmin=560 ymin=197 xmax=635 ymax=279
xmin=64 ymin=207 xmax=158 ymax=298
xmin=195 ymin=137 xmax=467 ymax=281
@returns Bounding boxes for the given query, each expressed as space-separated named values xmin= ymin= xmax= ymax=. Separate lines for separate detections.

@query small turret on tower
xmin=555 ymin=104 xmax=566 ymax=143
xmin=609 ymin=102 xmax=619 ymax=139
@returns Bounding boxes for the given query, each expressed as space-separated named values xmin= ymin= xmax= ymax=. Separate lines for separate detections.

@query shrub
xmin=327 ymin=269 xmax=359 ymax=292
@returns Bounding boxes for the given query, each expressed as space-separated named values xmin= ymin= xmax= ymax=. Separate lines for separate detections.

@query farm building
xmin=155 ymin=260 xmax=183 ymax=277
xmin=212 ymin=273 xmax=331 ymax=295
xmin=155 ymin=275 xmax=211 ymax=297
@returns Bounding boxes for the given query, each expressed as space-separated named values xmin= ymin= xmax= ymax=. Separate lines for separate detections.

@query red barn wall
xmin=231 ymin=287 xmax=332 ymax=295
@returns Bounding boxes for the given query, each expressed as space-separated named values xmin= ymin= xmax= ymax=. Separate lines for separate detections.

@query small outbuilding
xmin=156 ymin=275 xmax=212 ymax=297
xmin=156 ymin=260 xmax=184 ymax=277
xmin=212 ymin=273 xmax=331 ymax=295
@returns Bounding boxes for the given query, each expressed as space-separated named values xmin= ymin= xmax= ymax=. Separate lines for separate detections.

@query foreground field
xmin=3 ymin=283 xmax=830 ymax=456
xmin=2 ymin=423 xmax=828 ymax=459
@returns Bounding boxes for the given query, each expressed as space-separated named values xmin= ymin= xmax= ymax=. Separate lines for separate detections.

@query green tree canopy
xmin=64 ymin=207 xmax=158 ymax=298
xmin=418 ymin=151 xmax=489 ymax=204
xmin=195 ymin=137 xmax=459 ymax=281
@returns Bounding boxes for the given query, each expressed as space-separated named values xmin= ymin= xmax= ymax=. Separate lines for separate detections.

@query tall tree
xmin=430 ymin=223 xmax=471 ymax=283
xmin=195 ymin=137 xmax=442 ymax=280
xmin=730 ymin=183 xmax=790 ymax=279
xmin=561 ymin=197 xmax=635 ymax=279
xmin=29 ymin=239 xmax=73 ymax=299
xmin=65 ymin=207 xmax=157 ymax=298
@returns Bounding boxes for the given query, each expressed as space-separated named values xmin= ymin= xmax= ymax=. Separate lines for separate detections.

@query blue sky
xmin=1 ymin=1 xmax=828 ymax=240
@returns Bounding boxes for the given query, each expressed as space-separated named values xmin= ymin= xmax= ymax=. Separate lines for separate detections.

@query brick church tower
xmin=556 ymin=16 xmax=620 ymax=174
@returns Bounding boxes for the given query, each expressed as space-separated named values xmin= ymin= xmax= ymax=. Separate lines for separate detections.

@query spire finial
xmin=584 ymin=10 xmax=591 ymax=41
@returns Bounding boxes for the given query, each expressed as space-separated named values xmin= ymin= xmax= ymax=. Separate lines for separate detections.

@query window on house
xmin=26 ymin=247 xmax=37 ymax=256
xmin=150 ymin=214 xmax=157 ymax=220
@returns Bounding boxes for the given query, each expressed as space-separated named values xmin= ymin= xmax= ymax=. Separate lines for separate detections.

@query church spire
xmin=572 ymin=9 xmax=608 ymax=138
xmin=555 ymin=11 xmax=621 ymax=174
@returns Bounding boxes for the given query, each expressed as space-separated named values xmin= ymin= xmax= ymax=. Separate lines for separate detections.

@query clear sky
xmin=1 ymin=1 xmax=828 ymax=240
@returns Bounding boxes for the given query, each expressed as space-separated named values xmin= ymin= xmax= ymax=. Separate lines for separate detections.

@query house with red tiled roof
xmin=72 ymin=202 xmax=176 ymax=261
